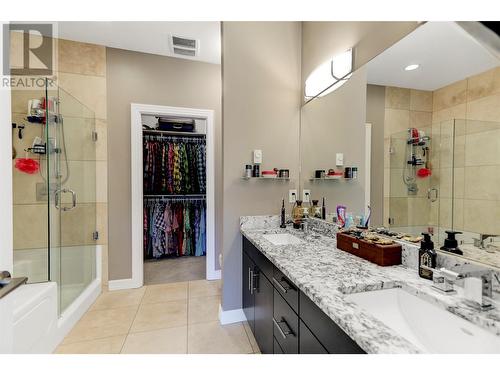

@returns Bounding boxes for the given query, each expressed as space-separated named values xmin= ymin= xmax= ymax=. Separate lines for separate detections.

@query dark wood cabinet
xmin=242 ymin=237 xmax=274 ymax=354
xmin=299 ymin=319 xmax=328 ymax=354
xmin=253 ymin=270 xmax=274 ymax=354
xmin=242 ymin=234 xmax=366 ymax=355
xmin=242 ymin=250 xmax=255 ymax=332
xmin=300 ymin=291 xmax=365 ymax=354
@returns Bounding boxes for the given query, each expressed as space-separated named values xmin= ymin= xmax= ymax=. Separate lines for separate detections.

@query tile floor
xmin=55 ymin=279 xmax=261 ymax=354
xmin=144 ymin=256 xmax=206 ymax=285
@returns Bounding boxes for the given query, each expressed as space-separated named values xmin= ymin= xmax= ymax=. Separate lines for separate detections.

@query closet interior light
xmin=304 ymin=48 xmax=353 ymax=99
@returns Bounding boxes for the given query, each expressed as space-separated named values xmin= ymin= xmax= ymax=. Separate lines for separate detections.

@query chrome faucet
xmin=474 ymin=234 xmax=499 ymax=250
xmin=425 ymin=265 xmax=494 ymax=311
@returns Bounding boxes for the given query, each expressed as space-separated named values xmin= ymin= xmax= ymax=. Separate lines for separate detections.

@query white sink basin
xmin=345 ymin=288 xmax=500 ymax=353
xmin=262 ymin=233 xmax=304 ymax=246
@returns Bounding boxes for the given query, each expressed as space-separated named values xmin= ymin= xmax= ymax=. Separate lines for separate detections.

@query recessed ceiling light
xmin=405 ymin=64 xmax=420 ymax=71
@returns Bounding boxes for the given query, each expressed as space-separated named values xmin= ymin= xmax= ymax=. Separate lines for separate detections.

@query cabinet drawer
xmin=273 ymin=338 xmax=284 ymax=354
xmin=243 ymin=236 xmax=273 ymax=281
xmin=273 ymin=289 xmax=298 ymax=354
xmin=299 ymin=320 xmax=327 ymax=354
xmin=273 ymin=267 xmax=299 ymax=314
xmin=299 ymin=291 xmax=365 ymax=354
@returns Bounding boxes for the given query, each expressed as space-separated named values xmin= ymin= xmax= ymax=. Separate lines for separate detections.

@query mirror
xmin=300 ymin=21 xmax=500 ymax=269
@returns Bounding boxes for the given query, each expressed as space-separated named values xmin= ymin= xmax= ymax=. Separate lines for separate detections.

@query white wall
xmin=0 ymin=22 xmax=13 ymax=273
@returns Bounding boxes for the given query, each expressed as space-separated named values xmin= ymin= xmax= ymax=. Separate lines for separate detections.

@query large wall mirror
xmin=300 ymin=21 xmax=500 ymax=269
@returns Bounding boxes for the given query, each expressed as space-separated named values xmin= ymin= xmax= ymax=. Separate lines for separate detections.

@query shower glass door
xmin=47 ymin=83 xmax=97 ymax=313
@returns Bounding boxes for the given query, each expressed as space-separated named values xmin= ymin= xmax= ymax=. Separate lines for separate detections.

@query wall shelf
xmin=309 ymin=177 xmax=342 ymax=181
xmin=241 ymin=177 xmax=290 ymax=181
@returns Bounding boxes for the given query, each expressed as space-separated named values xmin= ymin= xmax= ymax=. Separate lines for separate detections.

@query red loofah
xmin=15 ymin=158 xmax=40 ymax=174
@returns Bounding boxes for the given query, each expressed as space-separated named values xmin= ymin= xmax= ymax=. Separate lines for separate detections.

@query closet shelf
xmin=309 ymin=177 xmax=342 ymax=181
xmin=143 ymin=129 xmax=206 ymax=137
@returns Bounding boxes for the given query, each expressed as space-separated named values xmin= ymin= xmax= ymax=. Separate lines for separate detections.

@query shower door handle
xmin=54 ymin=188 xmax=77 ymax=211
xmin=427 ymin=188 xmax=438 ymax=202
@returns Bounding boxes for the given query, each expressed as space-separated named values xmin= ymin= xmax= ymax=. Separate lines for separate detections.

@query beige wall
xmin=10 ymin=35 xmax=109 ymax=286
xmin=431 ymin=66 xmax=500 ymax=235
xmin=301 ymin=67 xmax=368 ymax=218
xmin=383 ymin=86 xmax=433 ymax=227
xmin=366 ymin=84 xmax=386 ymax=226
xmin=106 ymin=47 xmax=222 ymax=280
xmin=301 ymin=22 xmax=420 ymax=102
xmin=221 ymin=22 xmax=302 ymax=311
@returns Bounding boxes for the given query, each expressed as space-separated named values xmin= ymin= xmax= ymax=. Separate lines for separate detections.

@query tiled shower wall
xmin=431 ymin=66 xmax=500 ymax=236
xmin=11 ymin=35 xmax=109 ymax=287
xmin=383 ymin=66 xmax=500 ymax=238
xmin=383 ymin=87 xmax=433 ymax=227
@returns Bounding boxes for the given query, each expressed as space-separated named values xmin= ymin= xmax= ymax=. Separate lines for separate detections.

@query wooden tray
xmin=336 ymin=233 xmax=402 ymax=266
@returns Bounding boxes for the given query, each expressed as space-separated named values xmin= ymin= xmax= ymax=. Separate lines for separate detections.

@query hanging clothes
xmin=143 ymin=198 xmax=206 ymax=259
xmin=143 ymin=135 xmax=206 ymax=195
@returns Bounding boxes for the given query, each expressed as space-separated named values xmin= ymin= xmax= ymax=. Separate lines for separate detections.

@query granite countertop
xmin=240 ymin=216 xmax=500 ymax=354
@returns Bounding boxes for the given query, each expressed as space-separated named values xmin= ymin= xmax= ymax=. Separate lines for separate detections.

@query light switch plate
xmin=289 ymin=189 xmax=297 ymax=204
xmin=302 ymin=189 xmax=311 ymax=203
xmin=253 ymin=149 xmax=262 ymax=164
xmin=336 ymin=153 xmax=344 ymax=166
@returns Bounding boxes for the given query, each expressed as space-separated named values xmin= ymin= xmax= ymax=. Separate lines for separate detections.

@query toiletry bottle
xmin=292 ymin=200 xmax=303 ymax=229
xmin=280 ymin=199 xmax=286 ymax=228
xmin=418 ymin=232 xmax=437 ymax=280
xmin=321 ymin=197 xmax=326 ymax=220
xmin=311 ymin=200 xmax=321 ymax=218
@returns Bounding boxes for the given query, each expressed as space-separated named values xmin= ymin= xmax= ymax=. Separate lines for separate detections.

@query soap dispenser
xmin=418 ymin=232 xmax=437 ymax=280
xmin=440 ymin=230 xmax=463 ymax=255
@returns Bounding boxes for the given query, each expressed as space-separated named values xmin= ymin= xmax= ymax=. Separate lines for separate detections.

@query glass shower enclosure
xmin=12 ymin=79 xmax=97 ymax=313
xmin=388 ymin=118 xmax=500 ymax=247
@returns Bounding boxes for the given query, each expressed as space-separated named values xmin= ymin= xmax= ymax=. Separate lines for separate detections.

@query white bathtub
xmin=0 ymin=246 xmax=102 ymax=353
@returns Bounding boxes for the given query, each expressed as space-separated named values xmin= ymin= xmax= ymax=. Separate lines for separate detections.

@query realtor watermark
xmin=2 ymin=22 xmax=57 ymax=90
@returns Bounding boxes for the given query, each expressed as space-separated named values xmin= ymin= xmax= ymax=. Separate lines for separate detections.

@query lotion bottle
xmin=418 ymin=232 xmax=437 ymax=280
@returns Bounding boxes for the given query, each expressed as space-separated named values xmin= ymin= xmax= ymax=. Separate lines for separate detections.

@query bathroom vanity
xmin=240 ymin=216 xmax=500 ymax=354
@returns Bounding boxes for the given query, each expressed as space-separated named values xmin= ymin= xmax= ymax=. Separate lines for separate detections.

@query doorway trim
xmin=128 ymin=103 xmax=219 ymax=289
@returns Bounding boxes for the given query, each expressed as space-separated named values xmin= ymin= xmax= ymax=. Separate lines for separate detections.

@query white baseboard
xmin=207 ymin=269 xmax=221 ymax=281
xmin=108 ymin=278 xmax=141 ymax=291
xmin=218 ymin=304 xmax=246 ymax=325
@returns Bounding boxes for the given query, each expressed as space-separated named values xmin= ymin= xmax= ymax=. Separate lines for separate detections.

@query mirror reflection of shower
xmin=402 ymin=127 xmax=431 ymax=195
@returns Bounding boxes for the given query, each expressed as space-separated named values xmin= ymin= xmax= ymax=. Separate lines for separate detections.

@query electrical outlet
xmin=336 ymin=153 xmax=344 ymax=166
xmin=302 ymin=189 xmax=311 ymax=203
xmin=289 ymin=189 xmax=297 ymax=204
xmin=253 ymin=149 xmax=262 ymax=164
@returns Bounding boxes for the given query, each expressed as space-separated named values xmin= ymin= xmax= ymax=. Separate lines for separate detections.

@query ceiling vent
xmin=170 ymin=35 xmax=198 ymax=57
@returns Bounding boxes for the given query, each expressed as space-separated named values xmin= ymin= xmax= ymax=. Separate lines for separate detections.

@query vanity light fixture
xmin=404 ymin=64 xmax=420 ymax=71
xmin=304 ymin=48 xmax=353 ymax=99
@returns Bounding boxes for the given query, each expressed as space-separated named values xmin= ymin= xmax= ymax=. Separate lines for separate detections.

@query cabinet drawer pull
xmin=249 ymin=269 xmax=254 ymax=295
xmin=273 ymin=277 xmax=293 ymax=294
xmin=273 ymin=317 xmax=294 ymax=339
xmin=248 ymin=268 xmax=252 ymax=292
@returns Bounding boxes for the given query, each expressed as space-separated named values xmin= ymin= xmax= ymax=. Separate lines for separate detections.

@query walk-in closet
xmin=142 ymin=114 xmax=207 ymax=285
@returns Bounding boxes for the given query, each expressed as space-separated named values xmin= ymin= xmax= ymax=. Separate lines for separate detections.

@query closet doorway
xmin=130 ymin=104 xmax=218 ymax=288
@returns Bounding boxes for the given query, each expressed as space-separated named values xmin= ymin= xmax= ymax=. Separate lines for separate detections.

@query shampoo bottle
xmin=418 ymin=232 xmax=437 ymax=280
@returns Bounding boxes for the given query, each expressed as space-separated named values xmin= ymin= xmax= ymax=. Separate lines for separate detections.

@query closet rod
xmin=144 ymin=194 xmax=206 ymax=198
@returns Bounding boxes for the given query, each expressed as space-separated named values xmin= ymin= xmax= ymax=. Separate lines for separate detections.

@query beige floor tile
xmin=121 ymin=326 xmax=187 ymax=354
xmin=188 ymin=279 xmax=221 ymax=299
xmin=188 ymin=295 xmax=220 ymax=324
xmin=142 ymin=282 xmax=188 ymax=304
xmin=62 ymin=306 xmax=138 ymax=344
xmin=130 ymin=300 xmax=187 ymax=333
xmin=90 ymin=287 xmax=146 ymax=311
xmin=144 ymin=256 xmax=206 ymax=285
xmin=242 ymin=321 xmax=260 ymax=353
xmin=187 ymin=321 xmax=253 ymax=354
xmin=55 ymin=335 xmax=126 ymax=354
